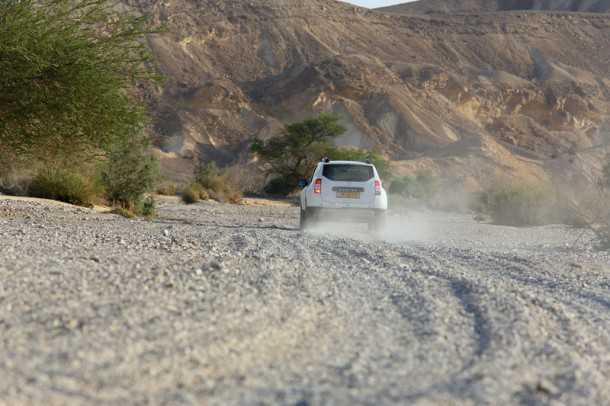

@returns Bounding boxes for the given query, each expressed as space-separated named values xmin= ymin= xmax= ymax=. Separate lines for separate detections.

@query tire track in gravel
xmin=400 ymin=244 xmax=610 ymax=404
xmin=306 ymin=239 xmax=492 ymax=402
xmin=2 ymin=200 xmax=610 ymax=405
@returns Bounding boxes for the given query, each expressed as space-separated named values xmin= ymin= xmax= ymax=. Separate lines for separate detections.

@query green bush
xmin=477 ymin=182 xmax=552 ymax=226
xmin=137 ymin=196 xmax=156 ymax=219
xmin=193 ymin=162 xmax=242 ymax=203
xmin=111 ymin=207 xmax=136 ymax=219
xmin=181 ymin=183 xmax=203 ymax=204
xmin=264 ymin=176 xmax=295 ymax=196
xmin=28 ymin=168 xmax=96 ymax=206
xmin=390 ymin=172 xmax=440 ymax=202
xmin=100 ymin=138 xmax=159 ymax=209
xmin=156 ymin=182 xmax=178 ymax=196
xmin=326 ymin=147 xmax=391 ymax=180
xmin=0 ymin=0 xmax=157 ymax=163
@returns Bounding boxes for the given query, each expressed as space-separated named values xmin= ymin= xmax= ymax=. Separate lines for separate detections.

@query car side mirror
xmin=298 ymin=179 xmax=308 ymax=189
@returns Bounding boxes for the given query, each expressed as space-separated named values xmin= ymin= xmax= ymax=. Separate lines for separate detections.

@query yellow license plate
xmin=337 ymin=191 xmax=360 ymax=199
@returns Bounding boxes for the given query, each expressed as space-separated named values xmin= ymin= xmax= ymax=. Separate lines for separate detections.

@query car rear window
xmin=322 ymin=164 xmax=374 ymax=182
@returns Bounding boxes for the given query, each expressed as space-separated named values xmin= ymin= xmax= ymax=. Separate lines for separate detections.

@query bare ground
xmin=0 ymin=197 xmax=609 ymax=405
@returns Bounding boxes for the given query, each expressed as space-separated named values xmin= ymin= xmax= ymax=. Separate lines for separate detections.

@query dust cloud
xmin=305 ymin=211 xmax=435 ymax=243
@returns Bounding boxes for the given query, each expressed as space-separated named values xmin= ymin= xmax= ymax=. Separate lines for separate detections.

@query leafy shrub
xmin=326 ymin=147 xmax=391 ymax=180
xmin=137 ymin=196 xmax=156 ymax=219
xmin=100 ymin=138 xmax=159 ymax=209
xmin=390 ymin=172 xmax=440 ymax=202
xmin=0 ymin=0 xmax=157 ymax=163
xmin=182 ymin=183 xmax=203 ymax=204
xmin=252 ymin=114 xmax=346 ymax=195
xmin=476 ymin=182 xmax=552 ymax=226
xmin=264 ymin=176 xmax=295 ymax=196
xmin=251 ymin=113 xmax=392 ymax=195
xmin=111 ymin=207 xmax=136 ymax=219
xmin=28 ymin=168 xmax=96 ymax=206
xmin=156 ymin=182 xmax=178 ymax=196
xmin=193 ymin=162 xmax=242 ymax=203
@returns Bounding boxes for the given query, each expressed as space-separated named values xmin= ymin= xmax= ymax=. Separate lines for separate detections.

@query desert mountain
xmin=126 ymin=0 xmax=610 ymax=187
xmin=379 ymin=0 xmax=610 ymax=14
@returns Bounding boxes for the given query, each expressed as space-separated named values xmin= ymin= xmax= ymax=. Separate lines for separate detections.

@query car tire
xmin=369 ymin=211 xmax=387 ymax=232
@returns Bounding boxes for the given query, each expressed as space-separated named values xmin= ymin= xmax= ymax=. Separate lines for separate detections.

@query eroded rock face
xmin=380 ymin=0 xmax=610 ymax=14
xmin=126 ymin=0 xmax=610 ymax=183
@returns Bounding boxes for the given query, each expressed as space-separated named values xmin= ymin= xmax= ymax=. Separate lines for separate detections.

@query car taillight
xmin=374 ymin=180 xmax=382 ymax=195
xmin=314 ymin=178 xmax=322 ymax=194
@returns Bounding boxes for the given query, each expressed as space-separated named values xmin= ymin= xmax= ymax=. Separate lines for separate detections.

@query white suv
xmin=299 ymin=159 xmax=388 ymax=231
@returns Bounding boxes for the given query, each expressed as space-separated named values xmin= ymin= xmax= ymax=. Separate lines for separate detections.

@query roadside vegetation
xmin=474 ymin=181 xmax=554 ymax=226
xmin=0 ymin=0 xmax=159 ymax=216
xmin=251 ymin=113 xmax=390 ymax=196
xmin=390 ymin=172 xmax=440 ymax=204
xmin=28 ymin=168 xmax=99 ymax=207
xmin=181 ymin=162 xmax=242 ymax=204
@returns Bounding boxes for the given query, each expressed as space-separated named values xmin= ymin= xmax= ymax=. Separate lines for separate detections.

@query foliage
xmin=0 ymin=0 xmax=158 ymax=161
xmin=100 ymin=137 xmax=159 ymax=209
xmin=251 ymin=113 xmax=346 ymax=192
xmin=156 ymin=182 xmax=178 ymax=196
xmin=476 ymin=182 xmax=552 ymax=226
xmin=181 ymin=162 xmax=241 ymax=204
xmin=137 ymin=196 xmax=156 ymax=219
xmin=264 ymin=176 xmax=295 ymax=196
xmin=326 ymin=147 xmax=391 ymax=180
xmin=389 ymin=172 xmax=440 ymax=202
xmin=192 ymin=162 xmax=241 ymax=203
xmin=111 ymin=207 xmax=136 ymax=219
xmin=181 ymin=183 xmax=209 ymax=204
xmin=181 ymin=187 xmax=199 ymax=204
xmin=252 ymin=113 xmax=390 ymax=195
xmin=28 ymin=168 xmax=97 ymax=207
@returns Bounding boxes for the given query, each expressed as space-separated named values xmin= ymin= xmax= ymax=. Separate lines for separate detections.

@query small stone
xmin=202 ymin=260 xmax=223 ymax=272
xmin=67 ymin=319 xmax=81 ymax=330
xmin=163 ymin=229 xmax=170 ymax=237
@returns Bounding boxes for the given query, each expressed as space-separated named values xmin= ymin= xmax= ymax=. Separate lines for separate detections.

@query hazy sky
xmin=340 ymin=0 xmax=414 ymax=8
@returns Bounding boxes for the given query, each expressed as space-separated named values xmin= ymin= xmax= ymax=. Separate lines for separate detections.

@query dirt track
xmin=1 ymin=197 xmax=609 ymax=405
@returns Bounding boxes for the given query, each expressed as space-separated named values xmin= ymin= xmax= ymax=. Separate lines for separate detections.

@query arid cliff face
xmin=379 ymin=0 xmax=610 ymax=14
xmin=127 ymin=0 xmax=610 ymax=185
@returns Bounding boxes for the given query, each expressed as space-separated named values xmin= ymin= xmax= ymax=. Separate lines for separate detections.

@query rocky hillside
xmin=380 ymin=0 xmax=610 ymax=14
xmin=127 ymin=0 xmax=610 ymax=187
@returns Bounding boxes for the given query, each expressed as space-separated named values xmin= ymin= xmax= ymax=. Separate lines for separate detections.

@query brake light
xmin=313 ymin=178 xmax=322 ymax=194
xmin=374 ymin=180 xmax=382 ymax=195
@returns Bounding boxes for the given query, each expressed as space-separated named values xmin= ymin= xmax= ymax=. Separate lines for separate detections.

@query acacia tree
xmin=251 ymin=113 xmax=390 ymax=195
xmin=0 ymin=0 xmax=158 ymax=165
xmin=251 ymin=113 xmax=346 ymax=194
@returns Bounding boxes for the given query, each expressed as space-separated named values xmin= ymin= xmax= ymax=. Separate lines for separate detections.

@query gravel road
xmin=1 ymin=197 xmax=609 ymax=405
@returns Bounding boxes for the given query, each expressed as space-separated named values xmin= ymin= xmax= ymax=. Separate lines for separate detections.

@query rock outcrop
xmin=126 ymin=0 xmax=610 ymax=185
xmin=379 ymin=0 xmax=610 ymax=14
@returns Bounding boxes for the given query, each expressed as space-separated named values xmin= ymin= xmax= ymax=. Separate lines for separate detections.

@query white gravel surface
xmin=0 ymin=198 xmax=609 ymax=405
